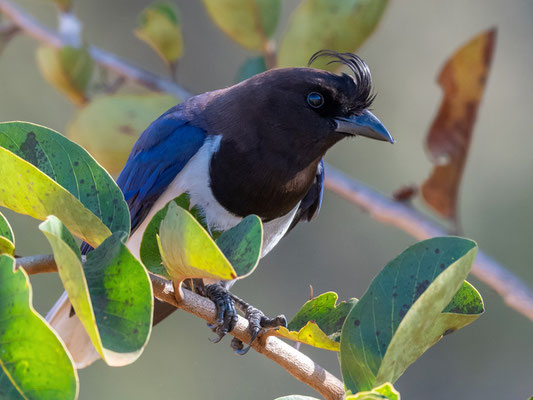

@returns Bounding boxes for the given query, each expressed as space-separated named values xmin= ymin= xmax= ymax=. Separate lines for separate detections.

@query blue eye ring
xmin=307 ymin=92 xmax=324 ymax=108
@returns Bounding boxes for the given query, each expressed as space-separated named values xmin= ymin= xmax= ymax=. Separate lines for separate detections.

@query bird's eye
xmin=307 ymin=92 xmax=324 ymax=108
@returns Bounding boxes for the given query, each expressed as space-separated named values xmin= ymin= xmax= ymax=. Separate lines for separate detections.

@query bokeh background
xmin=1 ymin=0 xmax=533 ymax=399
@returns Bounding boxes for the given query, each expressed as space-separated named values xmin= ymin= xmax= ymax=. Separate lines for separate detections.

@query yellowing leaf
xmin=67 ymin=94 xmax=178 ymax=175
xmin=421 ymin=29 xmax=496 ymax=222
xmin=158 ymin=202 xmax=237 ymax=284
xmin=37 ymin=45 xmax=93 ymax=106
xmin=135 ymin=3 xmax=184 ymax=65
xmin=278 ymin=0 xmax=389 ymax=69
xmin=275 ymin=292 xmax=357 ymax=351
xmin=277 ymin=322 xmax=340 ymax=351
xmin=202 ymin=0 xmax=281 ymax=51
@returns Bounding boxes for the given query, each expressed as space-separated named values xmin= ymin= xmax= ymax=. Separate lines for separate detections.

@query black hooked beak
xmin=334 ymin=110 xmax=394 ymax=143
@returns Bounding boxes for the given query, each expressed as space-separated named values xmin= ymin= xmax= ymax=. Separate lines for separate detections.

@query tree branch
xmin=18 ymin=256 xmax=345 ymax=400
xmin=324 ymin=165 xmax=533 ymax=321
xmin=2 ymin=0 xmax=532 ymax=322
xmin=0 ymin=0 xmax=192 ymax=100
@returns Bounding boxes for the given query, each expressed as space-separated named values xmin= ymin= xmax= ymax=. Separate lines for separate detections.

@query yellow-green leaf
xmin=0 ymin=147 xmax=110 ymax=247
xmin=135 ymin=3 xmax=184 ymax=65
xmin=340 ymin=237 xmax=482 ymax=393
xmin=40 ymin=216 xmax=153 ymax=367
xmin=158 ymin=202 xmax=237 ymax=283
xmin=278 ymin=0 xmax=389 ymax=69
xmin=37 ymin=45 xmax=93 ymax=105
xmin=0 ymin=121 xmax=130 ymax=247
xmin=346 ymin=383 xmax=400 ymax=400
xmin=275 ymin=292 xmax=357 ymax=351
xmin=202 ymin=0 xmax=281 ymax=51
xmin=67 ymin=94 xmax=178 ymax=175
xmin=0 ymin=255 xmax=78 ymax=399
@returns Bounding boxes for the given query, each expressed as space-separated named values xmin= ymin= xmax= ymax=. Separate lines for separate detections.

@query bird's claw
xmin=205 ymin=283 xmax=238 ymax=343
xmin=205 ymin=283 xmax=287 ymax=355
xmin=234 ymin=306 xmax=287 ymax=355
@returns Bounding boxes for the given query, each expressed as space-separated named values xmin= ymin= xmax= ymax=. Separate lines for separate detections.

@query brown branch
xmin=2 ymin=0 xmax=532 ymax=324
xmin=324 ymin=165 xmax=533 ymax=321
xmin=18 ymin=256 xmax=345 ymax=400
xmin=0 ymin=0 xmax=192 ymax=100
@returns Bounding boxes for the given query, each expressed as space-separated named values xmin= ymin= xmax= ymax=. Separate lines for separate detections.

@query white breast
xmin=126 ymin=136 xmax=299 ymax=258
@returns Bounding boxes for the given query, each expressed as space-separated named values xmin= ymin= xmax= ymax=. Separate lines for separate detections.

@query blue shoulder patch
xmin=116 ymin=109 xmax=206 ymax=232
xmin=286 ymin=158 xmax=325 ymax=233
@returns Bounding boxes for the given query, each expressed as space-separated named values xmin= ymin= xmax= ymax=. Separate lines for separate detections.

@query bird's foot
xmin=204 ymin=283 xmax=287 ymax=355
xmin=205 ymin=283 xmax=238 ymax=343
xmin=231 ymin=294 xmax=287 ymax=355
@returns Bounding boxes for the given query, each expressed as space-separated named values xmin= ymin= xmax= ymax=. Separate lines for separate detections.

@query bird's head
xmin=196 ymin=50 xmax=393 ymax=166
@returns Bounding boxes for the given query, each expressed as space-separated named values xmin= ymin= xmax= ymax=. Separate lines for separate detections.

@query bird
xmin=46 ymin=50 xmax=394 ymax=367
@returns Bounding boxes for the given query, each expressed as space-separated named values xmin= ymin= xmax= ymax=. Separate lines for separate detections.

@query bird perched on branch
xmin=47 ymin=50 xmax=394 ymax=366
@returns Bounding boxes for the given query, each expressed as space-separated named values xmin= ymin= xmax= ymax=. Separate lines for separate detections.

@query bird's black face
xmin=236 ymin=50 xmax=393 ymax=163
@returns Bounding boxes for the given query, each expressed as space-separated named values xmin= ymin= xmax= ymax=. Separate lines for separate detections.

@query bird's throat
xmin=209 ymin=140 xmax=320 ymax=221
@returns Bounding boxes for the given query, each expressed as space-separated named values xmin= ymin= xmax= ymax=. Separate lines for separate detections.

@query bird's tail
xmin=46 ymin=291 xmax=100 ymax=369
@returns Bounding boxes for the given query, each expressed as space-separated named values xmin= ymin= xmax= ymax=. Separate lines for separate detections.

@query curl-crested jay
xmin=47 ymin=50 xmax=394 ymax=365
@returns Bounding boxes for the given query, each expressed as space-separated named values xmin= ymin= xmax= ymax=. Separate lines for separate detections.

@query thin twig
xmin=2 ymin=0 xmax=532 ymax=322
xmin=0 ymin=0 xmax=192 ymax=100
xmin=18 ymin=256 xmax=345 ymax=400
xmin=324 ymin=165 xmax=533 ymax=321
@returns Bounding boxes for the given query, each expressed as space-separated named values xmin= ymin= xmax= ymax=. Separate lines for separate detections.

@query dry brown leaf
xmin=421 ymin=28 xmax=496 ymax=222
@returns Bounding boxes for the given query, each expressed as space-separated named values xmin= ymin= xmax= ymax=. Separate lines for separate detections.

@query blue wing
xmin=82 ymin=108 xmax=206 ymax=255
xmin=117 ymin=109 xmax=207 ymax=232
xmin=286 ymin=158 xmax=325 ymax=233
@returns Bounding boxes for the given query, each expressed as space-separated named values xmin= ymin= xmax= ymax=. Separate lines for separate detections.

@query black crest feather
xmin=308 ymin=49 xmax=375 ymax=111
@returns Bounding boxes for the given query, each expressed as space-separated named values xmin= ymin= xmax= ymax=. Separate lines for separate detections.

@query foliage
xmin=0 ymin=255 xmax=78 ymax=399
xmin=0 ymin=1 xmax=499 ymax=399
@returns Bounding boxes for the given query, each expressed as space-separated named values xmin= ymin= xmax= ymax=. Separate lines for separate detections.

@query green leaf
xmin=202 ymin=0 xmax=281 ymax=51
xmin=275 ymin=396 xmax=320 ymax=400
xmin=276 ymin=292 xmax=357 ymax=351
xmin=158 ymin=202 xmax=237 ymax=283
xmin=0 ymin=212 xmax=14 ymax=256
xmin=346 ymin=383 xmax=400 ymax=400
xmin=67 ymin=94 xmax=179 ymax=175
xmin=37 ymin=45 xmax=93 ymax=105
xmin=215 ymin=214 xmax=262 ymax=278
xmin=235 ymin=56 xmax=267 ymax=83
xmin=39 ymin=216 xmax=153 ymax=366
xmin=278 ymin=0 xmax=389 ymax=69
xmin=340 ymin=237 xmax=482 ymax=393
xmin=135 ymin=3 xmax=184 ymax=65
xmin=0 ymin=255 xmax=78 ymax=399
xmin=0 ymin=121 xmax=130 ymax=247
xmin=0 ymin=212 xmax=14 ymax=243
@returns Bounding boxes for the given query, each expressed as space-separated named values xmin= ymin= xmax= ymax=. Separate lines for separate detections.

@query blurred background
xmin=1 ymin=0 xmax=533 ymax=398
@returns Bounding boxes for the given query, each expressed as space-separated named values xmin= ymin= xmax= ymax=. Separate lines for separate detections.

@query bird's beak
xmin=334 ymin=110 xmax=395 ymax=143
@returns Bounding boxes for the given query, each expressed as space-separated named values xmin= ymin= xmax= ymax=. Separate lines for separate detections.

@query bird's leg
xmin=229 ymin=292 xmax=287 ymax=355
xmin=204 ymin=283 xmax=238 ymax=343
xmin=203 ymin=283 xmax=287 ymax=354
